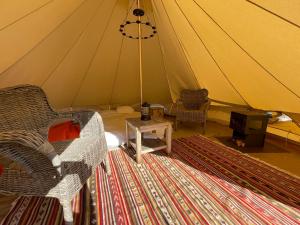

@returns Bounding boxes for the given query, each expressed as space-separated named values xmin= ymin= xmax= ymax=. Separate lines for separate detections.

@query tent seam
xmin=108 ymin=0 xmax=137 ymax=106
xmin=191 ymin=0 xmax=300 ymax=100
xmin=174 ymin=0 xmax=250 ymax=106
xmin=0 ymin=0 xmax=54 ymax=32
xmin=150 ymin=0 xmax=174 ymax=102
xmin=245 ymin=0 xmax=300 ymax=29
xmin=71 ymin=0 xmax=120 ymax=107
xmin=154 ymin=0 xmax=200 ymax=90
xmin=0 ymin=0 xmax=88 ymax=77
xmin=41 ymin=0 xmax=106 ymax=87
xmin=108 ymin=36 xmax=125 ymax=106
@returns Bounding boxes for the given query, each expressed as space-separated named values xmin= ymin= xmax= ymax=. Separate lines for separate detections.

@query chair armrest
xmin=176 ymin=99 xmax=184 ymax=112
xmin=0 ymin=130 xmax=62 ymax=176
xmin=199 ymin=99 xmax=211 ymax=113
xmin=175 ymin=98 xmax=182 ymax=104
xmin=55 ymin=110 xmax=105 ymax=138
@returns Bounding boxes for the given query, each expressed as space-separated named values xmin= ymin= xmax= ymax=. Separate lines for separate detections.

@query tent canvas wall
xmin=0 ymin=0 xmax=299 ymax=129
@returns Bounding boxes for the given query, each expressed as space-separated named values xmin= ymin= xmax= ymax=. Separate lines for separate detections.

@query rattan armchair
xmin=175 ymin=89 xmax=210 ymax=133
xmin=0 ymin=85 xmax=111 ymax=225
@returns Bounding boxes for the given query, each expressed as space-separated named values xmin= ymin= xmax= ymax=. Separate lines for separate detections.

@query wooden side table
xmin=125 ymin=118 xmax=172 ymax=163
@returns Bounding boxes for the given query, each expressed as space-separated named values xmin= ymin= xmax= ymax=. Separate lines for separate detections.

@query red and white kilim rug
xmin=2 ymin=135 xmax=300 ymax=225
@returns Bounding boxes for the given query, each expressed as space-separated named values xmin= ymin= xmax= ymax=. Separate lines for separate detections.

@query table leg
xmin=125 ymin=121 xmax=129 ymax=148
xmin=166 ymin=124 xmax=172 ymax=154
xmin=136 ymin=129 xmax=142 ymax=163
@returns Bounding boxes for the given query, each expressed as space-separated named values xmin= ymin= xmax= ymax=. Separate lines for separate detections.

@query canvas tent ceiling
xmin=0 ymin=0 xmax=299 ymax=114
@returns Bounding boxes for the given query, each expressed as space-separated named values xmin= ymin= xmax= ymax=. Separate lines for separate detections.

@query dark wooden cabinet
xmin=230 ymin=111 xmax=269 ymax=147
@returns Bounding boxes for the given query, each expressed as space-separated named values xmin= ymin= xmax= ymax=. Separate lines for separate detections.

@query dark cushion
xmin=180 ymin=89 xmax=208 ymax=110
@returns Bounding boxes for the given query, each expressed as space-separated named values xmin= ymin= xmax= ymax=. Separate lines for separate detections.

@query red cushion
xmin=48 ymin=121 xmax=80 ymax=142
xmin=0 ymin=164 xmax=3 ymax=176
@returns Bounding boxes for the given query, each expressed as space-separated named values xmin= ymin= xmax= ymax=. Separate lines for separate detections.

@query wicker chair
xmin=0 ymin=85 xmax=111 ymax=225
xmin=175 ymin=89 xmax=210 ymax=133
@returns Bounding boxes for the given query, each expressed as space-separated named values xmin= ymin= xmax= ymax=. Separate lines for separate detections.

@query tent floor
xmin=101 ymin=111 xmax=300 ymax=177
xmin=1 ymin=111 xmax=300 ymax=221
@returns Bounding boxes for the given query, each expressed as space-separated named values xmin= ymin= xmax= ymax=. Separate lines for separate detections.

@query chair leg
xmin=202 ymin=121 xmax=206 ymax=135
xmin=105 ymin=153 xmax=111 ymax=175
xmin=60 ymin=200 xmax=73 ymax=225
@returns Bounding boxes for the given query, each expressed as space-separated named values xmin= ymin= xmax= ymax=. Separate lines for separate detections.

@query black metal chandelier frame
xmin=119 ymin=20 xmax=157 ymax=39
xmin=119 ymin=8 xmax=157 ymax=39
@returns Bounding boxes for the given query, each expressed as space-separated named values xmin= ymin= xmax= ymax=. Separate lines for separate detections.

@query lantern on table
xmin=141 ymin=102 xmax=151 ymax=121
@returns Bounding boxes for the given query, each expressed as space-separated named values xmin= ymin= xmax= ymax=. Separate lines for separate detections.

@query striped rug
xmin=0 ymin=183 xmax=97 ymax=225
xmin=2 ymin=135 xmax=300 ymax=224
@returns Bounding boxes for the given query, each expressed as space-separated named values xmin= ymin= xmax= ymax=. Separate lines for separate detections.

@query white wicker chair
xmin=0 ymin=85 xmax=111 ymax=225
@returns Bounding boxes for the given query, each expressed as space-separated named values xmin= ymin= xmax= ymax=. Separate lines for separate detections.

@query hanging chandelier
xmin=119 ymin=4 xmax=157 ymax=39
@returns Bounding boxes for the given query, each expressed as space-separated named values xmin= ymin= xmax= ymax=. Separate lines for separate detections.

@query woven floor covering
xmin=2 ymin=135 xmax=300 ymax=225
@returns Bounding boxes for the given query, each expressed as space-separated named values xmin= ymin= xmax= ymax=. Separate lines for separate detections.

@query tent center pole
xmin=138 ymin=0 xmax=143 ymax=106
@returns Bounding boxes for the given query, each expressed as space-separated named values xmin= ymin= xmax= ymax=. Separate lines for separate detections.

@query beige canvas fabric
xmin=0 ymin=0 xmax=299 ymax=114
